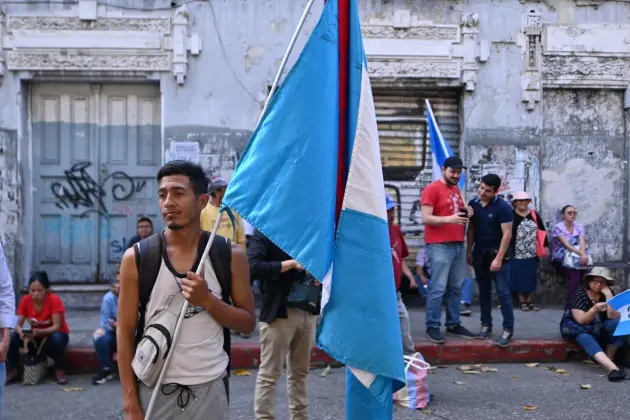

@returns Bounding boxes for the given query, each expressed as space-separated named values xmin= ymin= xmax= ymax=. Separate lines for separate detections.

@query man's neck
xmin=479 ymin=196 xmax=493 ymax=205
xmin=211 ymin=198 xmax=221 ymax=208
xmin=165 ymin=224 xmax=202 ymax=251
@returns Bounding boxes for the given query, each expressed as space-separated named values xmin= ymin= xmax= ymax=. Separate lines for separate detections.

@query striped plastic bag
xmin=393 ymin=352 xmax=431 ymax=410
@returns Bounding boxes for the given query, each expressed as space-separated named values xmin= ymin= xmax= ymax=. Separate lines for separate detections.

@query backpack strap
xmin=208 ymin=232 xmax=232 ymax=401
xmin=133 ymin=232 xmax=163 ymax=346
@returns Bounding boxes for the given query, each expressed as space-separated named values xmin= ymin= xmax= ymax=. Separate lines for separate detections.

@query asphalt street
xmin=4 ymin=362 xmax=628 ymax=419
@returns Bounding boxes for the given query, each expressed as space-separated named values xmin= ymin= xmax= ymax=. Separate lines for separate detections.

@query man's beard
xmin=167 ymin=222 xmax=185 ymax=230
xmin=444 ymin=177 xmax=459 ymax=186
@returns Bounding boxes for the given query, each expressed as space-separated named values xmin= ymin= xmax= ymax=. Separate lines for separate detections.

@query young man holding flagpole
xmin=421 ymin=157 xmax=477 ymax=344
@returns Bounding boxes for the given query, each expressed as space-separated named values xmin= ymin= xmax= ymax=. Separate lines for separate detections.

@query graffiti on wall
xmin=51 ymin=161 xmax=147 ymax=216
xmin=466 ymin=145 xmax=541 ymax=207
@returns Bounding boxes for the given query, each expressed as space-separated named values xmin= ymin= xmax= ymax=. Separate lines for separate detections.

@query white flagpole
xmin=145 ymin=2 xmax=316 ymax=417
xmin=256 ymin=0 xmax=316 ymax=128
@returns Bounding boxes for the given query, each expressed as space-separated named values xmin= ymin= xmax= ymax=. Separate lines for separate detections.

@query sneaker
xmin=494 ymin=329 xmax=513 ymax=347
xmin=55 ymin=370 xmax=68 ymax=385
xmin=426 ymin=328 xmax=445 ymax=344
xmin=460 ymin=304 xmax=472 ymax=316
xmin=608 ymin=368 xmax=627 ymax=382
xmin=92 ymin=369 xmax=114 ymax=385
xmin=446 ymin=324 xmax=476 ymax=339
xmin=476 ymin=325 xmax=492 ymax=339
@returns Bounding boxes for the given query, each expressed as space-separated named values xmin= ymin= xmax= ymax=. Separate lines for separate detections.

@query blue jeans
xmin=473 ymin=251 xmax=514 ymax=332
xmin=7 ymin=331 xmax=69 ymax=371
xmin=425 ymin=243 xmax=467 ymax=329
xmin=0 ymin=362 xmax=5 ymax=420
xmin=417 ymin=276 xmax=474 ymax=305
xmin=94 ymin=329 xmax=117 ymax=371
xmin=576 ymin=318 xmax=628 ymax=357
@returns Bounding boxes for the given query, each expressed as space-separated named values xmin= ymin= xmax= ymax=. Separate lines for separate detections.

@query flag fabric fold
xmin=426 ymin=99 xmax=466 ymax=188
xmin=606 ymin=290 xmax=630 ymax=337
xmin=221 ymin=0 xmax=405 ymax=418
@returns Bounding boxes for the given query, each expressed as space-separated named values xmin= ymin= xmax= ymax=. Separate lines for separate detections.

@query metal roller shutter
xmin=373 ymin=86 xmax=461 ymax=263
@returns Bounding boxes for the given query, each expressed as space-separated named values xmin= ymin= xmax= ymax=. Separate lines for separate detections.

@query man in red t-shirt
xmin=387 ymin=194 xmax=416 ymax=355
xmin=420 ymin=156 xmax=476 ymax=344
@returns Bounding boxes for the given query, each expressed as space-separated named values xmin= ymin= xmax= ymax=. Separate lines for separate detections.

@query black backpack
xmin=133 ymin=231 xmax=233 ymax=399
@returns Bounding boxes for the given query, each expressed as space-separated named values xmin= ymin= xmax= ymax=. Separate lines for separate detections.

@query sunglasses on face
xmin=589 ymin=278 xmax=605 ymax=285
xmin=565 ymin=211 xmax=577 ymax=215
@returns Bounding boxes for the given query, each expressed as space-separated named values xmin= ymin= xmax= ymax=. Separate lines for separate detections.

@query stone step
xmin=48 ymin=284 xmax=111 ymax=311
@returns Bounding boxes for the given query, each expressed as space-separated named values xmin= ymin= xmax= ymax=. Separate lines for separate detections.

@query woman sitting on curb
xmin=92 ymin=270 xmax=120 ymax=385
xmin=6 ymin=271 xmax=70 ymax=385
xmin=561 ymin=266 xmax=628 ymax=382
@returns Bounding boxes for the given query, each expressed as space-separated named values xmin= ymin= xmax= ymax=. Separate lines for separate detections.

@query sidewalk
xmin=63 ymin=304 xmax=583 ymax=373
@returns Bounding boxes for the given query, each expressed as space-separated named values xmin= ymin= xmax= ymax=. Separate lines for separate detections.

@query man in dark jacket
xmin=248 ymin=230 xmax=318 ymax=420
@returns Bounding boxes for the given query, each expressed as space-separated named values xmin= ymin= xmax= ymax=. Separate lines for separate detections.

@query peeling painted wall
xmin=542 ymin=89 xmax=626 ymax=263
xmin=0 ymin=129 xmax=21 ymax=290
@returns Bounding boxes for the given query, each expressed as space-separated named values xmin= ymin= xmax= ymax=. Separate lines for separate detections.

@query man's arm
xmin=421 ymin=205 xmax=467 ymax=226
xmin=248 ymin=232 xmax=302 ymax=279
xmin=116 ymin=248 xmax=143 ymax=417
xmin=0 ymin=243 xmax=17 ymax=360
xmin=496 ymin=223 xmax=513 ymax=260
xmin=196 ymin=246 xmax=256 ymax=334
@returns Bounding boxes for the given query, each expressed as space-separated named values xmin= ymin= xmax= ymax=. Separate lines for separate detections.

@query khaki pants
xmin=254 ymin=307 xmax=317 ymax=420
xmin=398 ymin=291 xmax=415 ymax=355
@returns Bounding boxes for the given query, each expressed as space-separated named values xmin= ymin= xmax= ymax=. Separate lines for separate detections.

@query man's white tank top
xmin=144 ymin=251 xmax=228 ymax=386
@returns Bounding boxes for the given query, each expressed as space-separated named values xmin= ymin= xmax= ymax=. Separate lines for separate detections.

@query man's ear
xmin=199 ymin=193 xmax=210 ymax=209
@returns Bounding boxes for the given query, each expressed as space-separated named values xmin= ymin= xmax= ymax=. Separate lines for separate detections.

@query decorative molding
xmin=361 ymin=10 xmax=488 ymax=90
xmin=6 ymin=16 xmax=170 ymax=32
xmin=0 ymin=12 xmax=5 ymax=85
xmin=6 ymin=51 xmax=171 ymax=71
xmin=542 ymin=24 xmax=630 ymax=88
xmin=520 ymin=8 xmax=542 ymax=111
xmin=2 ymin=10 xmax=201 ymax=84
xmin=366 ymin=60 xmax=460 ymax=78
xmin=542 ymin=55 xmax=630 ymax=88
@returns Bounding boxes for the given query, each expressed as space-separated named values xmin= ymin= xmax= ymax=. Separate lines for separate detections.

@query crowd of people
xmin=0 ymin=157 xmax=628 ymax=420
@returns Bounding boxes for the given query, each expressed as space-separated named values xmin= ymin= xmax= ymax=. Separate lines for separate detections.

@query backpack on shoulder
xmin=131 ymin=232 xmax=233 ymax=398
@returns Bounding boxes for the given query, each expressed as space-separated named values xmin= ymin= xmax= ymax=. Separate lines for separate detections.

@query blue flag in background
xmin=221 ymin=0 xmax=405 ymax=418
xmin=607 ymin=290 xmax=630 ymax=337
xmin=426 ymin=99 xmax=466 ymax=189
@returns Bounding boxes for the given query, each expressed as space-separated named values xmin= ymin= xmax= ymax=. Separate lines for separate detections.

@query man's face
xmin=113 ymin=274 xmax=121 ymax=295
xmin=387 ymin=208 xmax=396 ymax=226
xmin=137 ymin=221 xmax=153 ymax=239
xmin=214 ymin=187 xmax=226 ymax=203
xmin=158 ymin=174 xmax=209 ymax=230
xmin=442 ymin=167 xmax=462 ymax=186
xmin=477 ymin=182 xmax=497 ymax=201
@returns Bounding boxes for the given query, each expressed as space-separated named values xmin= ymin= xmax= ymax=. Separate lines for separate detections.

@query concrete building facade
xmin=1 ymin=0 xmax=629 ymax=301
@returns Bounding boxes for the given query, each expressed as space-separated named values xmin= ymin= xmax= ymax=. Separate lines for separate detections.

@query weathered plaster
xmin=465 ymin=145 xmax=541 ymax=207
xmin=542 ymin=89 xmax=626 ymax=263
xmin=0 ymin=129 xmax=21 ymax=288
xmin=164 ymin=126 xmax=251 ymax=180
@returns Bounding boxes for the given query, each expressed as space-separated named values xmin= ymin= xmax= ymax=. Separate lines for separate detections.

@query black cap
xmin=443 ymin=156 xmax=467 ymax=170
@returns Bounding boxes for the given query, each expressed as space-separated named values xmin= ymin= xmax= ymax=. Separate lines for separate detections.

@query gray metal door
xmin=32 ymin=83 xmax=162 ymax=283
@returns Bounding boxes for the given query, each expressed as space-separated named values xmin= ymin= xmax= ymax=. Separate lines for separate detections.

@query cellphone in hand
xmin=459 ymin=207 xmax=469 ymax=218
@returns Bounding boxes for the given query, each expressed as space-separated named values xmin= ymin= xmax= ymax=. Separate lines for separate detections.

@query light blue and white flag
xmin=426 ymin=99 xmax=466 ymax=189
xmin=221 ymin=0 xmax=405 ymax=418
xmin=606 ymin=289 xmax=630 ymax=337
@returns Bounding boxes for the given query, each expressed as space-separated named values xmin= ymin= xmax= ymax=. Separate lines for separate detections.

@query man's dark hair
xmin=156 ymin=160 xmax=209 ymax=197
xmin=480 ymin=173 xmax=501 ymax=192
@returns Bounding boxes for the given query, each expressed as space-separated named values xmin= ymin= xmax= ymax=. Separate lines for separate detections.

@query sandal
xmin=55 ymin=370 xmax=68 ymax=385
xmin=519 ymin=302 xmax=530 ymax=311
xmin=608 ymin=368 xmax=627 ymax=382
xmin=527 ymin=303 xmax=540 ymax=312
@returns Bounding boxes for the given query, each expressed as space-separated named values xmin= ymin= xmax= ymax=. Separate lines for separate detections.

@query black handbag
xmin=287 ymin=273 xmax=322 ymax=314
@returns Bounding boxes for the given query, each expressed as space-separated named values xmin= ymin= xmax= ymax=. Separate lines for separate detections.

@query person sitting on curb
xmin=7 ymin=271 xmax=70 ymax=385
xmin=560 ymin=266 xmax=628 ymax=382
xmin=92 ymin=270 xmax=120 ymax=385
